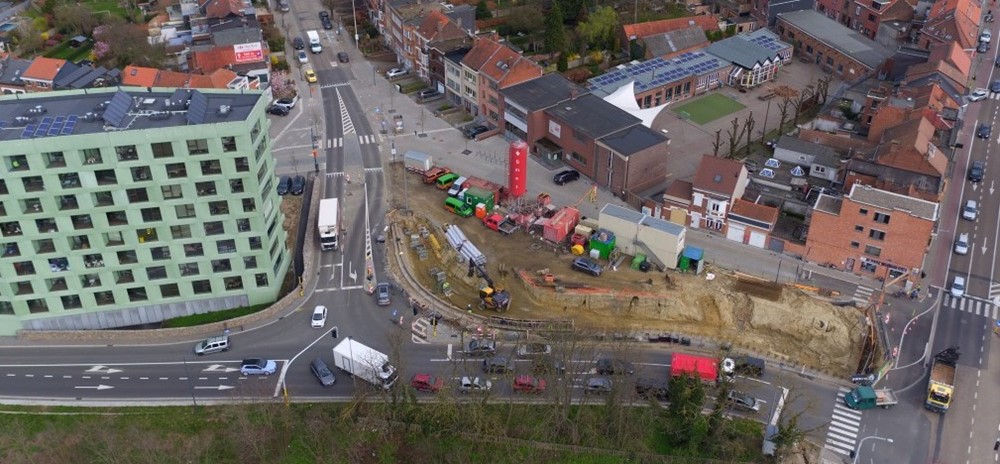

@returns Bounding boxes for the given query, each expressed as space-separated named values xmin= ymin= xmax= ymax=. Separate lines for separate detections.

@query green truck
xmin=843 ymin=385 xmax=898 ymax=410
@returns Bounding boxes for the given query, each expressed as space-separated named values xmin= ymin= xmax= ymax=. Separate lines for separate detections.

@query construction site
xmin=384 ymin=148 xmax=865 ymax=376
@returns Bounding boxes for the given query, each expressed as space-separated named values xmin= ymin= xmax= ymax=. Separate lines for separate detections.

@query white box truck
xmin=307 ymin=30 xmax=322 ymax=53
xmin=332 ymin=338 xmax=398 ymax=389
xmin=318 ymin=198 xmax=339 ymax=251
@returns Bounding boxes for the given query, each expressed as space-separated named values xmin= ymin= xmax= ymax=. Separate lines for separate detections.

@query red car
xmin=410 ymin=373 xmax=444 ymax=393
xmin=513 ymin=375 xmax=546 ymax=393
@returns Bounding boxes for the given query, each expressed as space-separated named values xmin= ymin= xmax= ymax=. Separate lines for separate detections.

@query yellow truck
xmin=925 ymin=347 xmax=959 ymax=413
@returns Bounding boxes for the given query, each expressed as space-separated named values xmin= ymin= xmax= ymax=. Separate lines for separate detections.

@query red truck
xmin=422 ymin=166 xmax=452 ymax=185
xmin=483 ymin=212 xmax=519 ymax=235
xmin=670 ymin=353 xmax=719 ymax=385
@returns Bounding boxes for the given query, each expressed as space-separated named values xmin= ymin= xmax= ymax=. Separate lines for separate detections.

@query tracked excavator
xmin=468 ymin=261 xmax=511 ymax=311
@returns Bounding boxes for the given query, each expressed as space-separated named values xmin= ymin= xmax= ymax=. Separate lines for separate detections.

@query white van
xmin=447 ymin=176 xmax=468 ymax=197
xmin=307 ymin=30 xmax=322 ymax=54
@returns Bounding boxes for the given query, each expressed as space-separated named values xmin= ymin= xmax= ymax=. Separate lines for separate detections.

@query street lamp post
xmin=851 ymin=436 xmax=893 ymax=464
xmin=351 ymin=0 xmax=359 ymax=47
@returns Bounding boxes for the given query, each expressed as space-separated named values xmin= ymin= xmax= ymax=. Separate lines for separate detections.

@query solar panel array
xmin=592 ymin=52 xmax=723 ymax=93
xmin=748 ymin=35 xmax=784 ymax=52
xmin=18 ymin=114 xmax=80 ymax=139
xmin=102 ymin=91 xmax=133 ymax=128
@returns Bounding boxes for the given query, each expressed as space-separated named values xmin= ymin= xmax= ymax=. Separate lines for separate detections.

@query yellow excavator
xmin=468 ymin=261 xmax=511 ymax=311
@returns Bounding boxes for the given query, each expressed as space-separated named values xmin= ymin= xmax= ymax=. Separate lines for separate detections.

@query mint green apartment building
xmin=0 ymin=87 xmax=289 ymax=335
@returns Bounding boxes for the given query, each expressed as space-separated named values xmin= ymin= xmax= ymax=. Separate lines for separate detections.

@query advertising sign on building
xmin=234 ymin=43 xmax=264 ymax=63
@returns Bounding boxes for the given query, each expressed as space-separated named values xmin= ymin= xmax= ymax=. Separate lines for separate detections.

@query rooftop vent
xmin=217 ymin=105 xmax=231 ymax=116
xmin=26 ymin=105 xmax=46 ymax=115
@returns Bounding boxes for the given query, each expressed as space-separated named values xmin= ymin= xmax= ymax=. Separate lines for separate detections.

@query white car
xmin=969 ymin=88 xmax=989 ymax=102
xmin=950 ymin=276 xmax=966 ymax=298
xmin=962 ymin=200 xmax=978 ymax=221
xmin=273 ymin=95 xmax=299 ymax=110
xmin=954 ymin=233 xmax=970 ymax=255
xmin=297 ymin=50 xmax=309 ymax=64
xmin=458 ymin=376 xmax=492 ymax=394
xmin=982 ymin=30 xmax=993 ymax=43
xmin=311 ymin=305 xmax=328 ymax=328
xmin=386 ymin=67 xmax=408 ymax=78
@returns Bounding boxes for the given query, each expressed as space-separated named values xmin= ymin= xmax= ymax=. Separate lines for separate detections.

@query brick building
xmin=918 ymin=0 xmax=980 ymax=50
xmin=776 ymin=10 xmax=894 ymax=80
xmin=663 ymin=155 xmax=750 ymax=232
xmin=806 ymin=183 xmax=938 ymax=281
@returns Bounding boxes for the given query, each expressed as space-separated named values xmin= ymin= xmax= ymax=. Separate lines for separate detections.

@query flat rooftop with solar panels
xmin=0 ymin=88 xmax=263 ymax=142
xmin=588 ymin=51 xmax=729 ymax=97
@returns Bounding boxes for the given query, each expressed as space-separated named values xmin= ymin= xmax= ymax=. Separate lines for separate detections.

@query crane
xmin=468 ymin=261 xmax=511 ymax=311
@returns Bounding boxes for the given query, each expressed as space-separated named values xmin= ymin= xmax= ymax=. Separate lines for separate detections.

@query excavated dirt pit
xmin=385 ymin=163 xmax=863 ymax=375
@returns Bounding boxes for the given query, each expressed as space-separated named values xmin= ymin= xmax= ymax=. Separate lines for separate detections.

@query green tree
xmin=544 ymin=2 xmax=567 ymax=53
xmin=577 ymin=5 xmax=618 ymax=50
xmin=475 ymin=0 xmax=492 ymax=20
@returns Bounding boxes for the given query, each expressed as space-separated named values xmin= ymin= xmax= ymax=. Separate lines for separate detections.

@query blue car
xmin=240 ymin=358 xmax=277 ymax=376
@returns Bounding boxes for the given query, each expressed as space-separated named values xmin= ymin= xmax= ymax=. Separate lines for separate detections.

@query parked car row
xmin=277 ymin=175 xmax=306 ymax=196
xmin=410 ymin=373 xmax=545 ymax=394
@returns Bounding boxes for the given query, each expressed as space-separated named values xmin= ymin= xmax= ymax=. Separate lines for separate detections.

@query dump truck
xmin=925 ymin=347 xmax=959 ymax=413
xmin=483 ymin=212 xmax=519 ymax=235
xmin=404 ymin=150 xmax=432 ymax=173
xmin=844 ymin=386 xmax=898 ymax=410
xmin=318 ymin=198 xmax=339 ymax=251
xmin=670 ymin=353 xmax=719 ymax=385
xmin=332 ymin=338 xmax=398 ymax=389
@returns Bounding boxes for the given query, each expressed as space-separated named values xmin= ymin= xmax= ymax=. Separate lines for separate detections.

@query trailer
xmin=317 ymin=198 xmax=339 ymax=251
xmin=404 ymin=150 xmax=432 ymax=173
xmin=332 ymin=338 xmax=398 ymax=389
xmin=670 ymin=353 xmax=719 ymax=385
xmin=844 ymin=386 xmax=898 ymax=410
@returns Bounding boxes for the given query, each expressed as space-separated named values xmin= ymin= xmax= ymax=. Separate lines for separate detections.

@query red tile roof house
xmin=918 ymin=0 xmax=981 ymax=51
xmin=411 ymin=10 xmax=470 ymax=81
xmin=460 ymin=34 xmax=541 ymax=128
xmin=664 ymin=154 xmax=750 ymax=233
xmin=21 ymin=57 xmax=67 ymax=93
xmin=620 ymin=15 xmax=721 ymax=56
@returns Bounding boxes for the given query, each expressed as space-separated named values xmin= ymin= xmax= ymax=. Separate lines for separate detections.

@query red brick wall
xmin=546 ymin=116 xmax=598 ymax=178
xmin=777 ymin=18 xmax=880 ymax=78
xmin=806 ymin=197 xmax=933 ymax=280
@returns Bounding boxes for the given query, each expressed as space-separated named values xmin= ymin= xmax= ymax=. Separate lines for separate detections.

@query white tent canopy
xmin=602 ymin=80 xmax=669 ymax=128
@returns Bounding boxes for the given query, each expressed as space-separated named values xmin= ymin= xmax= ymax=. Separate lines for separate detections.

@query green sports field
xmin=672 ymin=93 xmax=746 ymax=125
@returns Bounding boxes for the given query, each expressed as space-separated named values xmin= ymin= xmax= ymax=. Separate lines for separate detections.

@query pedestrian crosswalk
xmin=824 ymin=387 xmax=862 ymax=457
xmin=327 ymin=134 xmax=379 ymax=148
xmin=853 ymin=285 xmax=875 ymax=306
xmin=989 ymin=282 xmax=1000 ymax=303
xmin=942 ymin=294 xmax=999 ymax=319
xmin=989 ymin=92 xmax=1000 ymax=100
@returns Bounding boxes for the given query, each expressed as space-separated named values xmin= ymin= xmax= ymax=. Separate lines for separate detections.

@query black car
xmin=293 ymin=37 xmax=305 ymax=50
xmin=979 ymin=41 xmax=990 ymax=54
xmin=532 ymin=355 xmax=567 ymax=375
xmin=337 ymin=52 xmax=349 ymax=63
xmin=322 ymin=18 xmax=334 ymax=30
xmin=276 ymin=176 xmax=292 ymax=195
xmin=635 ymin=378 xmax=669 ymax=401
xmin=596 ymin=358 xmax=635 ymax=376
xmin=571 ymin=257 xmax=602 ymax=277
xmin=978 ymin=123 xmax=992 ymax=139
xmin=463 ymin=124 xmax=489 ymax=139
xmin=267 ymin=105 xmax=290 ymax=116
xmin=553 ymin=169 xmax=580 ymax=185
xmin=290 ymin=175 xmax=305 ymax=195
xmin=969 ymin=161 xmax=985 ymax=182
xmin=319 ymin=11 xmax=330 ymax=20
xmin=584 ymin=377 xmax=613 ymax=395
xmin=467 ymin=339 xmax=497 ymax=356
xmin=482 ymin=356 xmax=510 ymax=374
xmin=417 ymin=88 xmax=440 ymax=100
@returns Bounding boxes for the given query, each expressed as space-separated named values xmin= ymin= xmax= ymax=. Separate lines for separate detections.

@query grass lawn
xmin=44 ymin=42 xmax=92 ymax=62
xmin=672 ymin=93 xmax=747 ymax=125
xmin=83 ymin=0 xmax=130 ymax=19
xmin=159 ymin=303 xmax=270 ymax=328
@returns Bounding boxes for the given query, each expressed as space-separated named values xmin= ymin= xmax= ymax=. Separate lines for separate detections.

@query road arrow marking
xmin=983 ymin=244 xmax=989 ymax=255
xmin=86 ymin=365 xmax=123 ymax=374
xmin=203 ymin=364 xmax=240 ymax=373
xmin=75 ymin=385 xmax=114 ymax=390
xmin=991 ymin=181 xmax=996 ymax=195
xmin=194 ymin=385 xmax=235 ymax=391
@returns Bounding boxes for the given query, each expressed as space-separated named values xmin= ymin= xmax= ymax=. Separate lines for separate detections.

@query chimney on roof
xmin=570 ymin=88 xmax=578 ymax=99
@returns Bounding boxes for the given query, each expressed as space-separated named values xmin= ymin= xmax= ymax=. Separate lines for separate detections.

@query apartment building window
xmin=61 ymin=295 xmax=82 ymax=309
xmin=0 ymin=302 xmax=12 ymax=315
xmin=45 ymin=151 xmax=66 ymax=168
xmin=131 ymin=166 xmax=151 ymax=182
xmin=254 ymin=138 xmax=267 ymax=161
xmin=82 ymin=253 xmax=103 ymax=269
xmin=2 ymin=242 xmax=19 ymax=256
xmin=22 ymin=199 xmax=43 ymax=214
xmin=160 ymin=284 xmax=180 ymax=298
xmin=873 ymin=212 xmax=890 ymax=224
xmin=70 ymin=235 xmax=90 ymax=250
xmin=93 ymin=191 xmax=114 ymax=207
xmin=161 ymin=184 xmax=183 ymax=200
xmin=117 ymin=250 xmax=138 ymax=264
xmin=187 ymin=139 xmax=210 ymax=155
xmin=150 ymin=246 xmax=170 ymax=260
xmin=224 ymin=276 xmax=243 ymax=290
xmin=184 ymin=243 xmax=204 ymax=257
xmin=7 ymin=154 xmax=28 ymax=171
xmin=868 ymin=229 xmax=885 ymax=241
xmin=115 ymin=145 xmax=138 ymax=161
xmin=200 ymin=160 xmax=222 ymax=176
xmin=859 ymin=208 xmax=868 ymax=215
xmin=13 ymin=282 xmax=34 ymax=296
xmin=0 ymin=179 xmax=6 ymax=194
xmin=196 ymin=181 xmax=217 ymax=196
xmin=170 ymin=225 xmax=191 ymax=239
xmin=179 ymin=263 xmax=200 ymax=276
xmin=570 ymin=152 xmax=586 ymax=164
xmin=1 ymin=221 xmax=22 ymax=237
xmin=868 ymin=13 xmax=875 ymax=21
xmin=230 ymin=179 xmax=245 ymax=193
xmin=127 ymin=188 xmax=149 ymax=203
xmin=104 ymin=231 xmax=125 ymax=247
xmin=26 ymin=299 xmax=47 ymax=313
xmin=212 ymin=259 xmax=232 ymax=272
xmin=192 ymin=280 xmax=212 ymax=294
xmin=237 ymin=219 xmax=251 ymax=233
xmin=141 ymin=207 xmax=162 ymax=222
xmin=137 ymin=228 xmax=157 ymax=243
xmin=217 ymin=239 xmax=237 ymax=254
xmin=221 ymin=136 xmax=237 ymax=152
xmin=166 ymin=163 xmax=187 ymax=179
xmin=854 ymin=225 xmax=863 ymax=232
xmin=243 ymin=198 xmax=256 ymax=213
xmin=106 ymin=211 xmax=128 ymax=226
xmin=204 ymin=221 xmax=225 ymax=235
xmin=244 ymin=256 xmax=258 ymax=269
xmin=864 ymin=245 xmax=881 ymax=257
xmin=151 ymin=142 xmax=174 ymax=158
xmin=146 ymin=266 xmax=167 ymax=280
xmin=127 ymin=287 xmax=148 ymax=302
xmin=855 ymin=5 xmax=860 ymax=14
xmin=94 ymin=291 xmax=114 ymax=306
xmin=82 ymin=274 xmax=101 ymax=288
xmin=256 ymin=273 xmax=269 ymax=287
xmin=234 ymin=157 xmax=249 ymax=172
xmin=115 ymin=270 xmax=134 ymax=284
xmin=175 ymin=204 xmax=196 ymax=219
xmin=95 ymin=169 xmax=117 ymax=185
xmin=70 ymin=214 xmax=92 ymax=230
xmin=34 ymin=238 xmax=55 ymax=253
xmin=14 ymin=261 xmax=35 ymax=276
xmin=81 ymin=148 xmax=102 ymax=165
xmin=23 ymin=176 xmax=44 ymax=192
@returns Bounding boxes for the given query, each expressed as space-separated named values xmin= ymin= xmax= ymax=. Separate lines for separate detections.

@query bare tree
xmin=743 ymin=111 xmax=755 ymax=157
xmin=815 ymin=74 xmax=833 ymax=105
xmin=12 ymin=21 xmax=43 ymax=55
xmin=725 ymin=117 xmax=747 ymax=158
xmin=793 ymin=84 xmax=815 ymax=126
xmin=774 ymin=85 xmax=798 ymax=135
xmin=712 ymin=129 xmax=723 ymax=157
xmin=54 ymin=3 xmax=99 ymax=36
